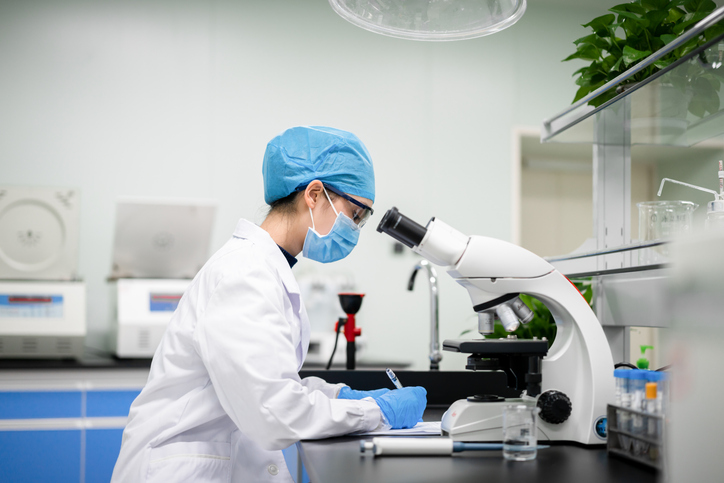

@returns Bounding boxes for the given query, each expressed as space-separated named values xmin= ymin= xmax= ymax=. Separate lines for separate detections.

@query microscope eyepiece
xmin=376 ymin=207 xmax=428 ymax=248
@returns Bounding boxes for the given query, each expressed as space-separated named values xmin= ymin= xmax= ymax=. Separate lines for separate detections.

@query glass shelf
xmin=545 ymin=240 xmax=672 ymax=278
xmin=543 ymin=29 xmax=724 ymax=147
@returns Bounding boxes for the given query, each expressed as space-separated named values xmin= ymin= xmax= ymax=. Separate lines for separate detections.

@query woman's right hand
xmin=374 ymin=387 xmax=427 ymax=429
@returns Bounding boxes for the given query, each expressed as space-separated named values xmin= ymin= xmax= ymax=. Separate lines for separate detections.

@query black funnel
xmin=338 ymin=293 xmax=364 ymax=315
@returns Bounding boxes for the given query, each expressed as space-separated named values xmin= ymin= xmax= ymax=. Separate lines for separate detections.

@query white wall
xmin=0 ymin=0 xmax=607 ymax=369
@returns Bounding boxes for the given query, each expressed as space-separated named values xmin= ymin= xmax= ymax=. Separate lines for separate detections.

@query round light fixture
xmin=328 ymin=0 xmax=526 ymax=41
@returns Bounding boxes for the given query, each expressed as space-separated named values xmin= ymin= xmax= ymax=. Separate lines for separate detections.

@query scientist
xmin=111 ymin=126 xmax=427 ymax=482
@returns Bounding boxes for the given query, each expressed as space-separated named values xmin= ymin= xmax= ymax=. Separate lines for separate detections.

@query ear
xmin=304 ymin=180 xmax=324 ymax=210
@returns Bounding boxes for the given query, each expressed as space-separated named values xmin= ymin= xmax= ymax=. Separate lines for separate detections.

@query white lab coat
xmin=111 ymin=219 xmax=381 ymax=483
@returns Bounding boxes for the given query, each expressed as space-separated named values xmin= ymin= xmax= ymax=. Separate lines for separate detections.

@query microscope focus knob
xmin=537 ymin=390 xmax=572 ymax=424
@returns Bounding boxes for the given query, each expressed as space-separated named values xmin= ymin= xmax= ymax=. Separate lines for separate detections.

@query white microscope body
xmin=377 ymin=208 xmax=615 ymax=445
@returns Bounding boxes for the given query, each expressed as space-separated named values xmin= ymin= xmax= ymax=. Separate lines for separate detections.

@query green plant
xmin=563 ymin=0 xmax=724 ymax=113
xmin=477 ymin=281 xmax=594 ymax=348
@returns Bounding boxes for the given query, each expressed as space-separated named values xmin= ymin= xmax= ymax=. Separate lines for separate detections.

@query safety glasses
xmin=323 ymin=184 xmax=374 ymax=227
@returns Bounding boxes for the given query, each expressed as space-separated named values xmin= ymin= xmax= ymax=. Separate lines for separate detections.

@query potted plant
xmin=563 ymin=0 xmax=724 ymax=118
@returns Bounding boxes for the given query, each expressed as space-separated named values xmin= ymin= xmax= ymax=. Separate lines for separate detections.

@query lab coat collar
xmin=232 ymin=219 xmax=301 ymax=295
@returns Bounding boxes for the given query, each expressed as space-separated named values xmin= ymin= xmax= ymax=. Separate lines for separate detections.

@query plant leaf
xmin=653 ymin=57 xmax=676 ymax=69
xmin=642 ymin=0 xmax=669 ymax=10
xmin=612 ymin=55 xmax=626 ymax=72
xmin=579 ymin=44 xmax=602 ymax=61
xmin=610 ymin=3 xmax=647 ymax=15
xmin=601 ymin=54 xmax=617 ymax=71
xmin=644 ymin=10 xmax=669 ymax=30
xmin=623 ymin=45 xmax=652 ymax=66
xmin=660 ymin=33 xmax=678 ymax=44
xmin=683 ymin=0 xmax=716 ymax=14
xmin=665 ymin=6 xmax=686 ymax=23
xmin=573 ymin=33 xmax=610 ymax=50
xmin=610 ymin=7 xmax=650 ymax=26
xmin=572 ymin=84 xmax=595 ymax=104
xmin=588 ymin=88 xmax=619 ymax=108
xmin=674 ymin=37 xmax=700 ymax=57
xmin=673 ymin=11 xmax=712 ymax=34
xmin=583 ymin=13 xmax=616 ymax=31
xmin=704 ymin=23 xmax=724 ymax=41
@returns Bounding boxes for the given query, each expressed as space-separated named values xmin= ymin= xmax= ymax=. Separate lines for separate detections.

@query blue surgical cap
xmin=263 ymin=126 xmax=375 ymax=204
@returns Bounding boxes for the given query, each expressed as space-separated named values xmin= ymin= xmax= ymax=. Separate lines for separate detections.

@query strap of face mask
xmin=308 ymin=186 xmax=339 ymax=232
xmin=323 ymin=187 xmax=339 ymax=217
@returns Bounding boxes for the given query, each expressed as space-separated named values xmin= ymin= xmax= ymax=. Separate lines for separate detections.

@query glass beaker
xmin=637 ymin=201 xmax=698 ymax=264
xmin=502 ymin=404 xmax=540 ymax=461
xmin=706 ymin=200 xmax=724 ymax=232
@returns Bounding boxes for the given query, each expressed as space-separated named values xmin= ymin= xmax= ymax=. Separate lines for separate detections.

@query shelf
xmin=542 ymin=9 xmax=724 ymax=147
xmin=546 ymin=239 xmax=670 ymax=263
xmin=545 ymin=240 xmax=674 ymax=279
xmin=564 ymin=264 xmax=669 ymax=280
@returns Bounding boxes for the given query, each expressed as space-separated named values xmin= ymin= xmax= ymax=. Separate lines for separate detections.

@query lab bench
xmin=0 ymin=363 xmax=657 ymax=483
xmin=297 ymin=437 xmax=656 ymax=483
xmin=297 ymin=410 xmax=657 ymax=483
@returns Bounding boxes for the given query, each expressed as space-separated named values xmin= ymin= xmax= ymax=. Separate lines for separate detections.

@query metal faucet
xmin=408 ymin=259 xmax=442 ymax=371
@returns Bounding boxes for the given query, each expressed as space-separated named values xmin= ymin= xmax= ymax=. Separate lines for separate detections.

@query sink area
xmin=298 ymin=370 xmax=519 ymax=407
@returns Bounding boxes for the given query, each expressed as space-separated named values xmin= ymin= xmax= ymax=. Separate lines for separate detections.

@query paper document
xmin=356 ymin=421 xmax=442 ymax=436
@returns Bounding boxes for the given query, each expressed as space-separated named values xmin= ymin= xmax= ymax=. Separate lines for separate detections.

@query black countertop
xmin=297 ymin=408 xmax=658 ymax=483
xmin=298 ymin=438 xmax=656 ymax=483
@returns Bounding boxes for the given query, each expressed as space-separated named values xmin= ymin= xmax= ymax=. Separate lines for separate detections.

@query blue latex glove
xmin=338 ymin=386 xmax=390 ymax=400
xmin=374 ymin=387 xmax=427 ymax=429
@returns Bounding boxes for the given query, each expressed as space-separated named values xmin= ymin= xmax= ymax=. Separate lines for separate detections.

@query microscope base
xmin=441 ymin=398 xmax=550 ymax=443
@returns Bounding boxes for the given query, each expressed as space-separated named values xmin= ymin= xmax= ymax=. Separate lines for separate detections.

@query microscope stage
xmin=443 ymin=338 xmax=549 ymax=356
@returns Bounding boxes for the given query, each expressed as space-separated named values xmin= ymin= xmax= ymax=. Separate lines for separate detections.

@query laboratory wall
xmin=1 ymin=0 xmax=610 ymax=370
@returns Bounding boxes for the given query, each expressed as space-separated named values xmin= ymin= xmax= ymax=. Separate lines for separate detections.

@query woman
xmin=111 ymin=126 xmax=427 ymax=482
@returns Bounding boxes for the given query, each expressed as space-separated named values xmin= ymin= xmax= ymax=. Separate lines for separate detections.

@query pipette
xmin=360 ymin=437 xmax=550 ymax=456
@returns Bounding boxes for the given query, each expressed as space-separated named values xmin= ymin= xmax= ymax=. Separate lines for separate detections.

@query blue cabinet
xmin=0 ymin=430 xmax=82 ymax=483
xmin=86 ymin=428 xmax=125 ymax=483
xmin=0 ymin=387 xmax=310 ymax=483
xmin=0 ymin=389 xmax=140 ymax=483
xmin=0 ymin=390 xmax=82 ymax=419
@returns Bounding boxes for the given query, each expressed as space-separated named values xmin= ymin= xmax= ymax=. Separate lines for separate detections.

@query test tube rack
xmin=606 ymin=404 xmax=666 ymax=472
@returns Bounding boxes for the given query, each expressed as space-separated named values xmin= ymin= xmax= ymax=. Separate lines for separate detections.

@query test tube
xmin=629 ymin=371 xmax=648 ymax=456
xmin=629 ymin=370 xmax=647 ymax=411
xmin=614 ymin=369 xmax=632 ymax=452
xmin=646 ymin=371 xmax=668 ymax=416
xmin=613 ymin=369 xmax=630 ymax=406
xmin=644 ymin=382 xmax=659 ymax=437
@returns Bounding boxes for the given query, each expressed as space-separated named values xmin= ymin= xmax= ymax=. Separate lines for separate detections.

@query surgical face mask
xmin=302 ymin=188 xmax=361 ymax=263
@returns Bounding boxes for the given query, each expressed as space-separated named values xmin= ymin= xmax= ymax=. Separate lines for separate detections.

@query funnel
xmin=338 ymin=293 xmax=364 ymax=315
xmin=337 ymin=293 xmax=365 ymax=370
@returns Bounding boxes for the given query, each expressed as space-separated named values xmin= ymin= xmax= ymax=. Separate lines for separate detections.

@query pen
xmin=386 ymin=368 xmax=403 ymax=389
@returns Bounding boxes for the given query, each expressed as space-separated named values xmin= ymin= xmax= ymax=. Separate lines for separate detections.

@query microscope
xmin=377 ymin=208 xmax=614 ymax=445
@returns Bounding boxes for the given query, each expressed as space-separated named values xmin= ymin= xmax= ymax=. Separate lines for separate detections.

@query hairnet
xmin=263 ymin=126 xmax=375 ymax=204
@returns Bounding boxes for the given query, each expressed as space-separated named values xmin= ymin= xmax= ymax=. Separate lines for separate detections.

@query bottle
xmin=644 ymin=382 xmax=659 ymax=437
xmin=636 ymin=345 xmax=654 ymax=370
xmin=645 ymin=371 xmax=668 ymax=419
